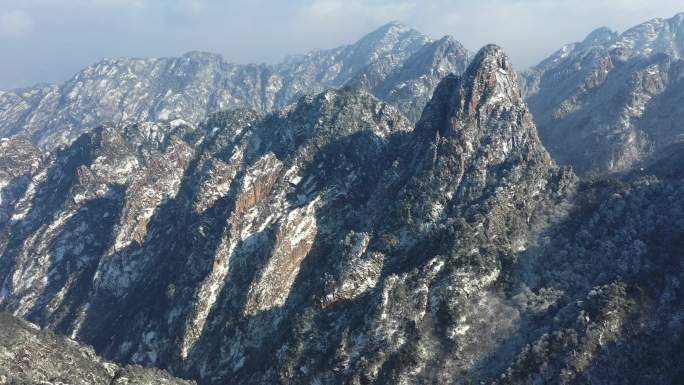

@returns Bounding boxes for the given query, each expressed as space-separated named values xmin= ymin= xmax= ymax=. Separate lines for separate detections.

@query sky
xmin=0 ymin=0 xmax=682 ymax=90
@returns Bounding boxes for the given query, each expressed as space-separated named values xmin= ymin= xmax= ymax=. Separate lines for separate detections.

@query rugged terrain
xmin=0 ymin=313 xmax=194 ymax=384
xmin=523 ymin=12 xmax=684 ymax=175
xmin=0 ymin=22 xmax=469 ymax=150
xmin=0 ymin=15 xmax=683 ymax=385
xmin=1 ymin=42 xmax=681 ymax=384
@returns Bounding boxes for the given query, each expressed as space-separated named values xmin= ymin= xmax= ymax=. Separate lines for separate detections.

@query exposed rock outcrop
xmin=523 ymin=12 xmax=684 ymax=175
xmin=0 ymin=313 xmax=194 ymax=385
xmin=0 ymin=23 xmax=470 ymax=150
xmin=1 ymin=41 xmax=682 ymax=385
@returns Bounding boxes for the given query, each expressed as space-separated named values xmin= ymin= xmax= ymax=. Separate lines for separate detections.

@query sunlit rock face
xmin=0 ymin=45 xmax=559 ymax=383
xmin=0 ymin=43 xmax=683 ymax=385
xmin=0 ymin=22 xmax=470 ymax=150
xmin=522 ymin=12 xmax=684 ymax=176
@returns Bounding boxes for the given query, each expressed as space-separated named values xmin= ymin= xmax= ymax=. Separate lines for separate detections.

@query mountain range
xmin=0 ymin=22 xmax=469 ymax=150
xmin=524 ymin=12 xmax=684 ymax=175
xmin=0 ymin=12 xmax=683 ymax=385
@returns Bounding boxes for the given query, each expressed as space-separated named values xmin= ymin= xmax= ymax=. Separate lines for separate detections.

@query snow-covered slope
xmin=523 ymin=12 xmax=684 ymax=175
xmin=1 ymin=43 xmax=683 ymax=385
xmin=0 ymin=22 xmax=470 ymax=150
xmin=0 ymin=313 xmax=195 ymax=384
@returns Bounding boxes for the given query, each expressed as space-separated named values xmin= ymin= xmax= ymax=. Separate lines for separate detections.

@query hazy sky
xmin=0 ymin=0 xmax=682 ymax=90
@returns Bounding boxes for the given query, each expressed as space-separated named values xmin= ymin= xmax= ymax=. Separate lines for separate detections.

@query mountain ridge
xmin=0 ymin=45 xmax=580 ymax=384
xmin=0 ymin=15 xmax=684 ymax=385
xmin=523 ymin=11 xmax=684 ymax=175
xmin=0 ymin=21 xmax=470 ymax=150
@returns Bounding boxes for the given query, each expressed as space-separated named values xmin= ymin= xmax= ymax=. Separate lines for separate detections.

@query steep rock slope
xmin=0 ymin=135 xmax=43 ymax=228
xmin=0 ymin=87 xmax=415 ymax=382
xmin=0 ymin=45 xmax=573 ymax=384
xmin=0 ymin=313 xmax=195 ymax=385
xmin=3 ymin=43 xmax=682 ymax=385
xmin=349 ymin=35 xmax=470 ymax=122
xmin=0 ymin=23 xmax=469 ymax=149
xmin=523 ymin=12 xmax=684 ymax=175
xmin=492 ymin=145 xmax=684 ymax=385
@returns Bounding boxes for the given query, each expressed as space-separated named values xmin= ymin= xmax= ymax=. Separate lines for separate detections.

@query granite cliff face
xmin=523 ymin=12 xmax=684 ymax=175
xmin=1 ymin=24 xmax=683 ymax=385
xmin=0 ymin=45 xmax=574 ymax=384
xmin=0 ymin=22 xmax=469 ymax=150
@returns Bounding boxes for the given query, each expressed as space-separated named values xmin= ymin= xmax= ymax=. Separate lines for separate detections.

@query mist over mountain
xmin=0 ymin=10 xmax=683 ymax=385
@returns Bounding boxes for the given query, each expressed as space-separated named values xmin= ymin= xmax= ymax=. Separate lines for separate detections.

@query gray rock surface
xmin=0 ymin=313 xmax=195 ymax=385
xmin=523 ymin=12 xmax=684 ymax=175
xmin=0 ymin=42 xmax=682 ymax=385
xmin=0 ymin=22 xmax=469 ymax=150
xmin=0 ymin=136 xmax=43 ymax=228
xmin=0 ymin=45 xmax=568 ymax=384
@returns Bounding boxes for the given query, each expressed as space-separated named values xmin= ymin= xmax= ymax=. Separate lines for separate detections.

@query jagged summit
xmin=0 ymin=22 xmax=466 ymax=149
xmin=434 ymin=34 xmax=466 ymax=48
xmin=418 ymin=45 xmax=526 ymax=139
xmin=524 ymin=11 xmax=684 ymax=175
xmin=368 ymin=20 xmax=413 ymax=34
xmin=470 ymin=44 xmax=510 ymax=64
xmin=335 ymin=20 xmax=431 ymax=74
xmin=458 ymin=44 xmax=521 ymax=112
xmin=581 ymin=26 xmax=618 ymax=47
xmin=349 ymin=20 xmax=428 ymax=52
xmin=412 ymin=44 xmax=554 ymax=217
xmin=358 ymin=20 xmax=428 ymax=49
xmin=610 ymin=11 xmax=684 ymax=58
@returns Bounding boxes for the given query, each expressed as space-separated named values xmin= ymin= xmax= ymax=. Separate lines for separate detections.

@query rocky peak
xmin=456 ymin=45 xmax=521 ymax=117
xmin=581 ymin=27 xmax=618 ymax=47
xmin=409 ymin=45 xmax=555 ymax=227
xmin=524 ymin=12 xmax=684 ymax=175
xmin=611 ymin=12 xmax=684 ymax=59
xmin=355 ymin=21 xmax=429 ymax=59
xmin=419 ymin=45 xmax=527 ymax=140
xmin=410 ymin=35 xmax=470 ymax=72
xmin=345 ymin=32 xmax=471 ymax=121
xmin=435 ymin=35 xmax=468 ymax=51
xmin=276 ymin=21 xmax=430 ymax=88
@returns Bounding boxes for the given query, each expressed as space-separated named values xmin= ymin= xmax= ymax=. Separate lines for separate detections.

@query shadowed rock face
xmin=0 ymin=136 xmax=43 ymax=227
xmin=523 ymin=12 xmax=684 ymax=176
xmin=0 ymin=43 xmax=683 ymax=385
xmin=0 ymin=22 xmax=470 ymax=150
xmin=0 ymin=313 xmax=195 ymax=385
xmin=0 ymin=45 xmax=560 ymax=384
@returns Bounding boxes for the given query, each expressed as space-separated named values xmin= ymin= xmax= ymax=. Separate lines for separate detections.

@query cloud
xmin=297 ymin=0 xmax=414 ymax=20
xmin=0 ymin=10 xmax=35 ymax=37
